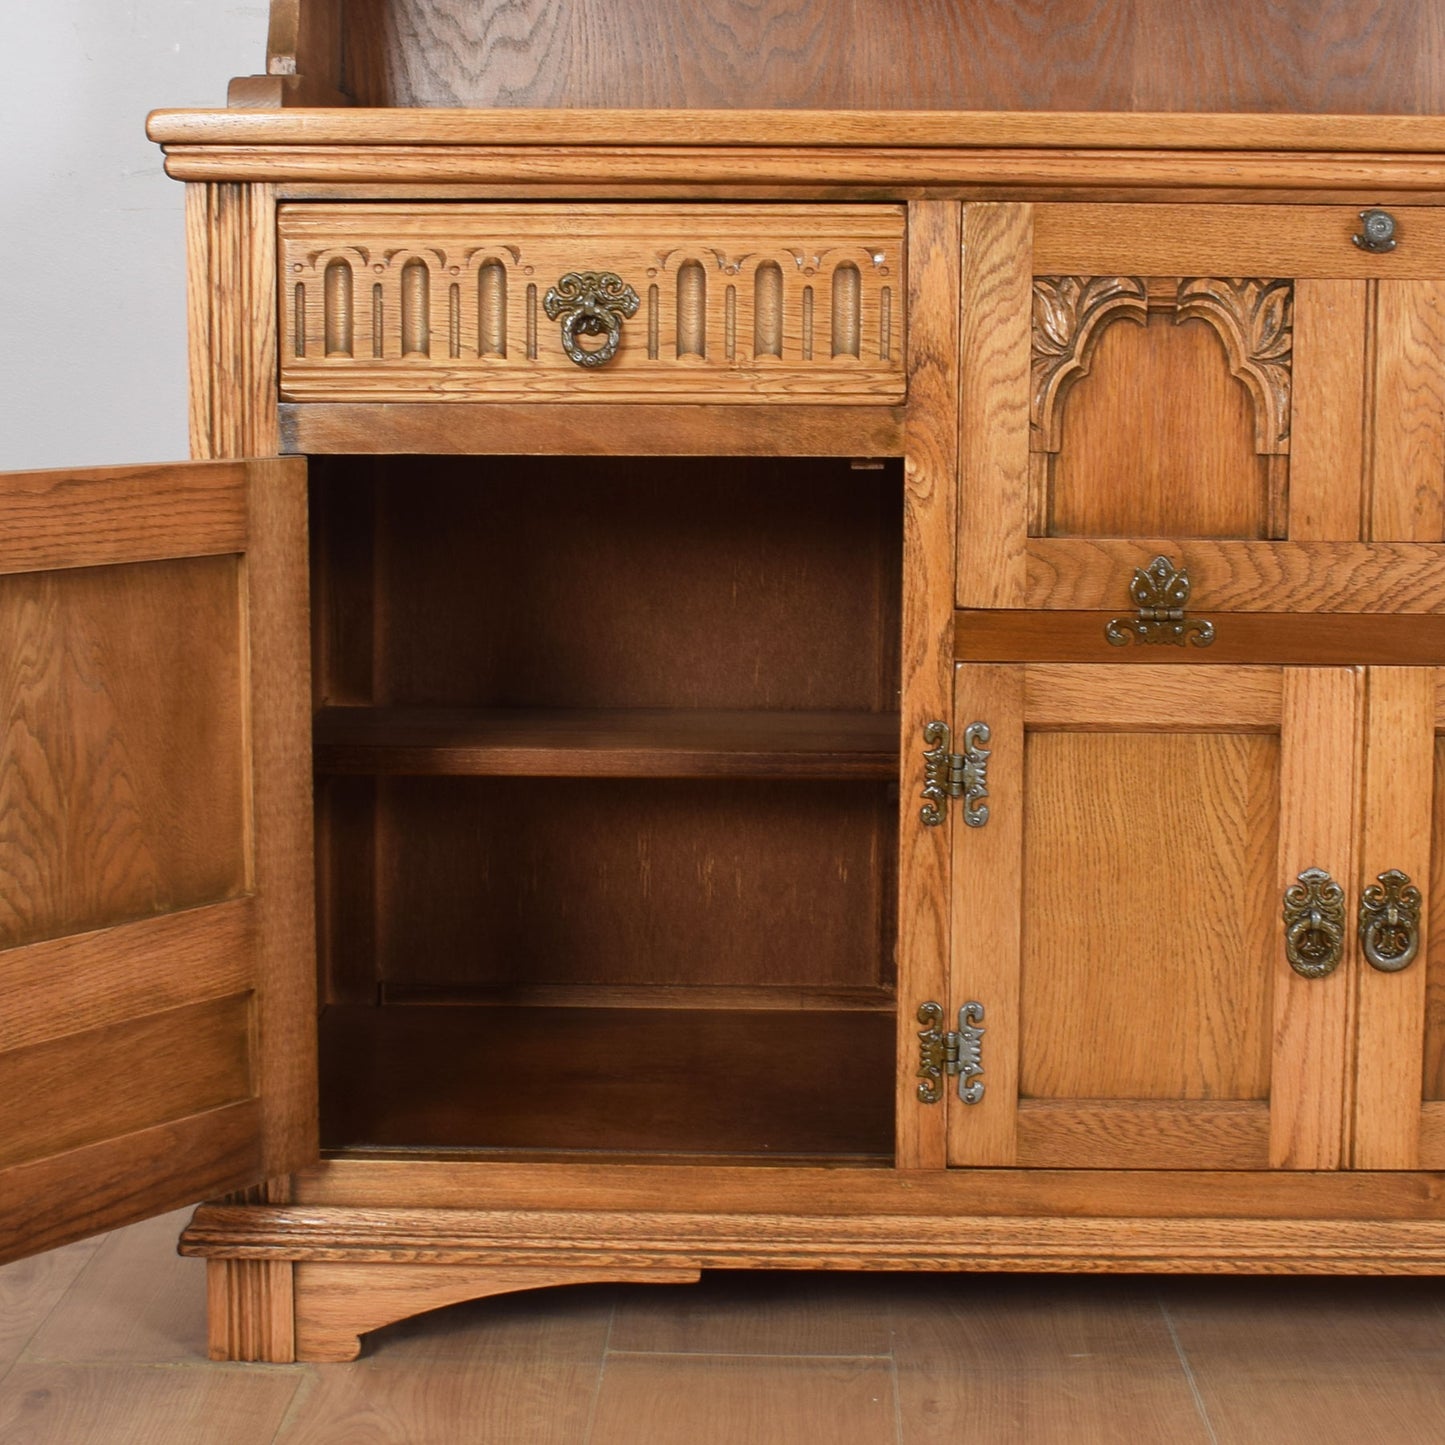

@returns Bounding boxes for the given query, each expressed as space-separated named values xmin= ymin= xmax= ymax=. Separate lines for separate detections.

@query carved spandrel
xmin=1031 ymin=275 xmax=1294 ymax=457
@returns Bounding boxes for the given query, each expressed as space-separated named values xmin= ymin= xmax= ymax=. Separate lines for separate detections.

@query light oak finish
xmin=278 ymin=203 xmax=905 ymax=402
xmin=894 ymin=200 xmax=960 ymax=1171
xmin=292 ymin=1262 xmax=700 ymax=1363
xmin=1352 ymin=668 xmax=1434 ymax=1168
xmin=0 ymin=458 xmax=312 ymax=1266
xmin=1270 ymin=668 xmax=1365 ymax=1170
xmin=9 ymin=5 xmax=1445 ymax=1357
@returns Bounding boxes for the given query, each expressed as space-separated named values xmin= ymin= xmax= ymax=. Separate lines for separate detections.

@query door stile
xmin=1351 ymin=667 xmax=1434 ymax=1167
xmin=895 ymin=199 xmax=960 ymax=1171
xmin=244 ymin=458 xmax=318 ymax=1178
xmin=945 ymin=664 xmax=1024 ymax=1166
xmin=957 ymin=203 xmax=1032 ymax=611
xmin=1270 ymin=666 xmax=1366 ymax=1169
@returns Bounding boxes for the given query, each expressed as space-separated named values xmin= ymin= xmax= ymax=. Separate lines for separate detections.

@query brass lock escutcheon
xmin=1359 ymin=869 xmax=1422 ymax=973
xmin=1353 ymin=208 xmax=1398 ymax=254
xmin=1283 ymin=867 xmax=1346 ymax=979
xmin=543 ymin=271 xmax=640 ymax=367
xmin=1105 ymin=555 xmax=1215 ymax=648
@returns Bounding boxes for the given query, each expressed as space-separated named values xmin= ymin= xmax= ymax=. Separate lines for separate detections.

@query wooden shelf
xmin=314 ymin=706 xmax=900 ymax=779
xmin=319 ymin=1004 xmax=895 ymax=1160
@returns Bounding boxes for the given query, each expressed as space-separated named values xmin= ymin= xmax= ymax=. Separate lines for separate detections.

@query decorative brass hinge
xmin=916 ymin=1001 xmax=986 ymax=1105
xmin=1105 ymin=554 xmax=1215 ymax=648
xmin=920 ymin=721 xmax=991 ymax=828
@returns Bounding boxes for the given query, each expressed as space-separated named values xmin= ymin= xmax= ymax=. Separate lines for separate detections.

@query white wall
xmin=0 ymin=3 xmax=269 ymax=469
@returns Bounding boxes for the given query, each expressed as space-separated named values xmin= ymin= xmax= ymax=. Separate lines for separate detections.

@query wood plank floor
xmin=6 ymin=1211 xmax=1445 ymax=1442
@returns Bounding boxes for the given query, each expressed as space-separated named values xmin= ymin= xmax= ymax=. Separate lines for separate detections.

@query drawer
xmin=278 ymin=204 xmax=906 ymax=404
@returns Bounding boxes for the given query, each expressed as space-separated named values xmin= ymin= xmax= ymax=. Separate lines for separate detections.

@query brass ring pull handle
xmin=1283 ymin=867 xmax=1346 ymax=979
xmin=543 ymin=271 xmax=640 ymax=367
xmin=1359 ymin=869 xmax=1421 ymax=973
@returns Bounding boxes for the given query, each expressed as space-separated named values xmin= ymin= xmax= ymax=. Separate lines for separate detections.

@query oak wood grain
xmin=291 ymin=1262 xmax=697 ymax=1362
xmin=955 ymin=609 xmax=1445 ymax=666
xmin=0 ymin=900 xmax=254 ymax=1055
xmin=0 ymin=463 xmax=246 ymax=575
xmin=0 ymin=993 xmax=253 ymax=1172
xmin=1015 ymin=1100 xmax=1270 ymax=1170
xmin=284 ymin=1159 xmax=1445 ymax=1218
xmin=205 ymin=1258 xmax=296 ymax=1362
xmin=1351 ymin=667 xmax=1434 ymax=1168
xmin=1271 ymin=667 xmax=1364 ymax=1169
xmin=158 ymin=139 xmax=1445 ymax=193
xmin=283 ymin=400 xmax=905 ymax=457
xmin=1045 ymin=315 xmax=1270 ymax=541
xmin=1019 ymin=729 xmax=1277 ymax=1104
xmin=313 ymin=707 xmax=899 ymax=779
xmin=0 ymin=555 xmax=246 ymax=951
xmin=277 ymin=202 xmax=905 ymax=403
xmin=1034 ymin=203 xmax=1445 ymax=279
xmin=245 ymin=458 xmax=318 ymax=1181
xmin=187 ymin=184 xmax=280 ymax=459
xmin=1371 ymin=281 xmax=1445 ymax=542
xmin=958 ymin=202 xmax=1032 ymax=609
xmin=151 ymin=110 xmax=1445 ymax=153
xmin=894 ymin=200 xmax=959 ymax=1171
xmin=946 ymin=665 xmax=1023 ymax=1167
xmin=1290 ymin=279 xmax=1367 ymax=540
xmin=1 ymin=1103 xmax=262 ymax=1266
xmin=181 ymin=1199 xmax=1445 ymax=1274
xmin=1025 ymin=539 xmax=1445 ymax=612
xmin=318 ymin=1005 xmax=893 ymax=1159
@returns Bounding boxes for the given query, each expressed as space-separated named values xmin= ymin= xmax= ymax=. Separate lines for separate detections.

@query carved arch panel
xmin=1030 ymin=275 xmax=1294 ymax=540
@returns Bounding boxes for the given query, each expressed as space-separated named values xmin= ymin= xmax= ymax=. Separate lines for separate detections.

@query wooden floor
xmin=6 ymin=1211 xmax=1445 ymax=1442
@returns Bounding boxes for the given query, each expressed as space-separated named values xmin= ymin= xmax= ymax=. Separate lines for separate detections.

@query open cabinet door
xmin=0 ymin=458 xmax=314 ymax=1262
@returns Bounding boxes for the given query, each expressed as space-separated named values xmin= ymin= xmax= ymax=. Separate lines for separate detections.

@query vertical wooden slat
xmin=895 ymin=201 xmax=960 ymax=1171
xmin=958 ymin=203 xmax=1032 ymax=608
xmin=1271 ymin=667 xmax=1365 ymax=1169
xmin=1371 ymin=281 xmax=1445 ymax=542
xmin=946 ymin=665 xmax=1023 ymax=1166
xmin=1352 ymin=667 xmax=1434 ymax=1168
xmin=245 ymin=458 xmax=319 ymax=1177
xmin=187 ymin=183 xmax=280 ymax=461
xmin=1267 ymin=279 xmax=1364 ymax=540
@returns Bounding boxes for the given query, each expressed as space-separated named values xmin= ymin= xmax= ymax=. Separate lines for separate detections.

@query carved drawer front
xmin=278 ymin=204 xmax=905 ymax=403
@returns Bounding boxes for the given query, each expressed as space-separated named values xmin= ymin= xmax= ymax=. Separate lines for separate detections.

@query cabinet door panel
xmin=1371 ymin=282 xmax=1445 ymax=543
xmin=946 ymin=663 xmax=1363 ymax=1170
xmin=0 ymin=459 xmax=315 ymax=1264
xmin=962 ymin=200 xmax=1445 ymax=614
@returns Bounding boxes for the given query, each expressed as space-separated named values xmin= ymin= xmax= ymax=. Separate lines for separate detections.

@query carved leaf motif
xmin=1030 ymin=276 xmax=1148 ymax=449
xmin=1175 ymin=277 xmax=1294 ymax=451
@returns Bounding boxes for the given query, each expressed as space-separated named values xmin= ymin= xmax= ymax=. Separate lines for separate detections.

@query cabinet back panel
xmin=366 ymin=777 xmax=895 ymax=996
xmin=1045 ymin=315 xmax=1272 ymax=540
xmin=1020 ymin=731 xmax=1278 ymax=1101
xmin=310 ymin=456 xmax=902 ymax=713
xmin=0 ymin=556 xmax=247 ymax=949
xmin=334 ymin=0 xmax=1445 ymax=113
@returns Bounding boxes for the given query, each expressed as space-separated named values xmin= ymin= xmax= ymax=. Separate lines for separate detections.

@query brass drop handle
xmin=543 ymin=271 xmax=640 ymax=367
xmin=1283 ymin=868 xmax=1346 ymax=979
xmin=1359 ymin=869 xmax=1421 ymax=972
xmin=1353 ymin=208 xmax=1398 ymax=254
